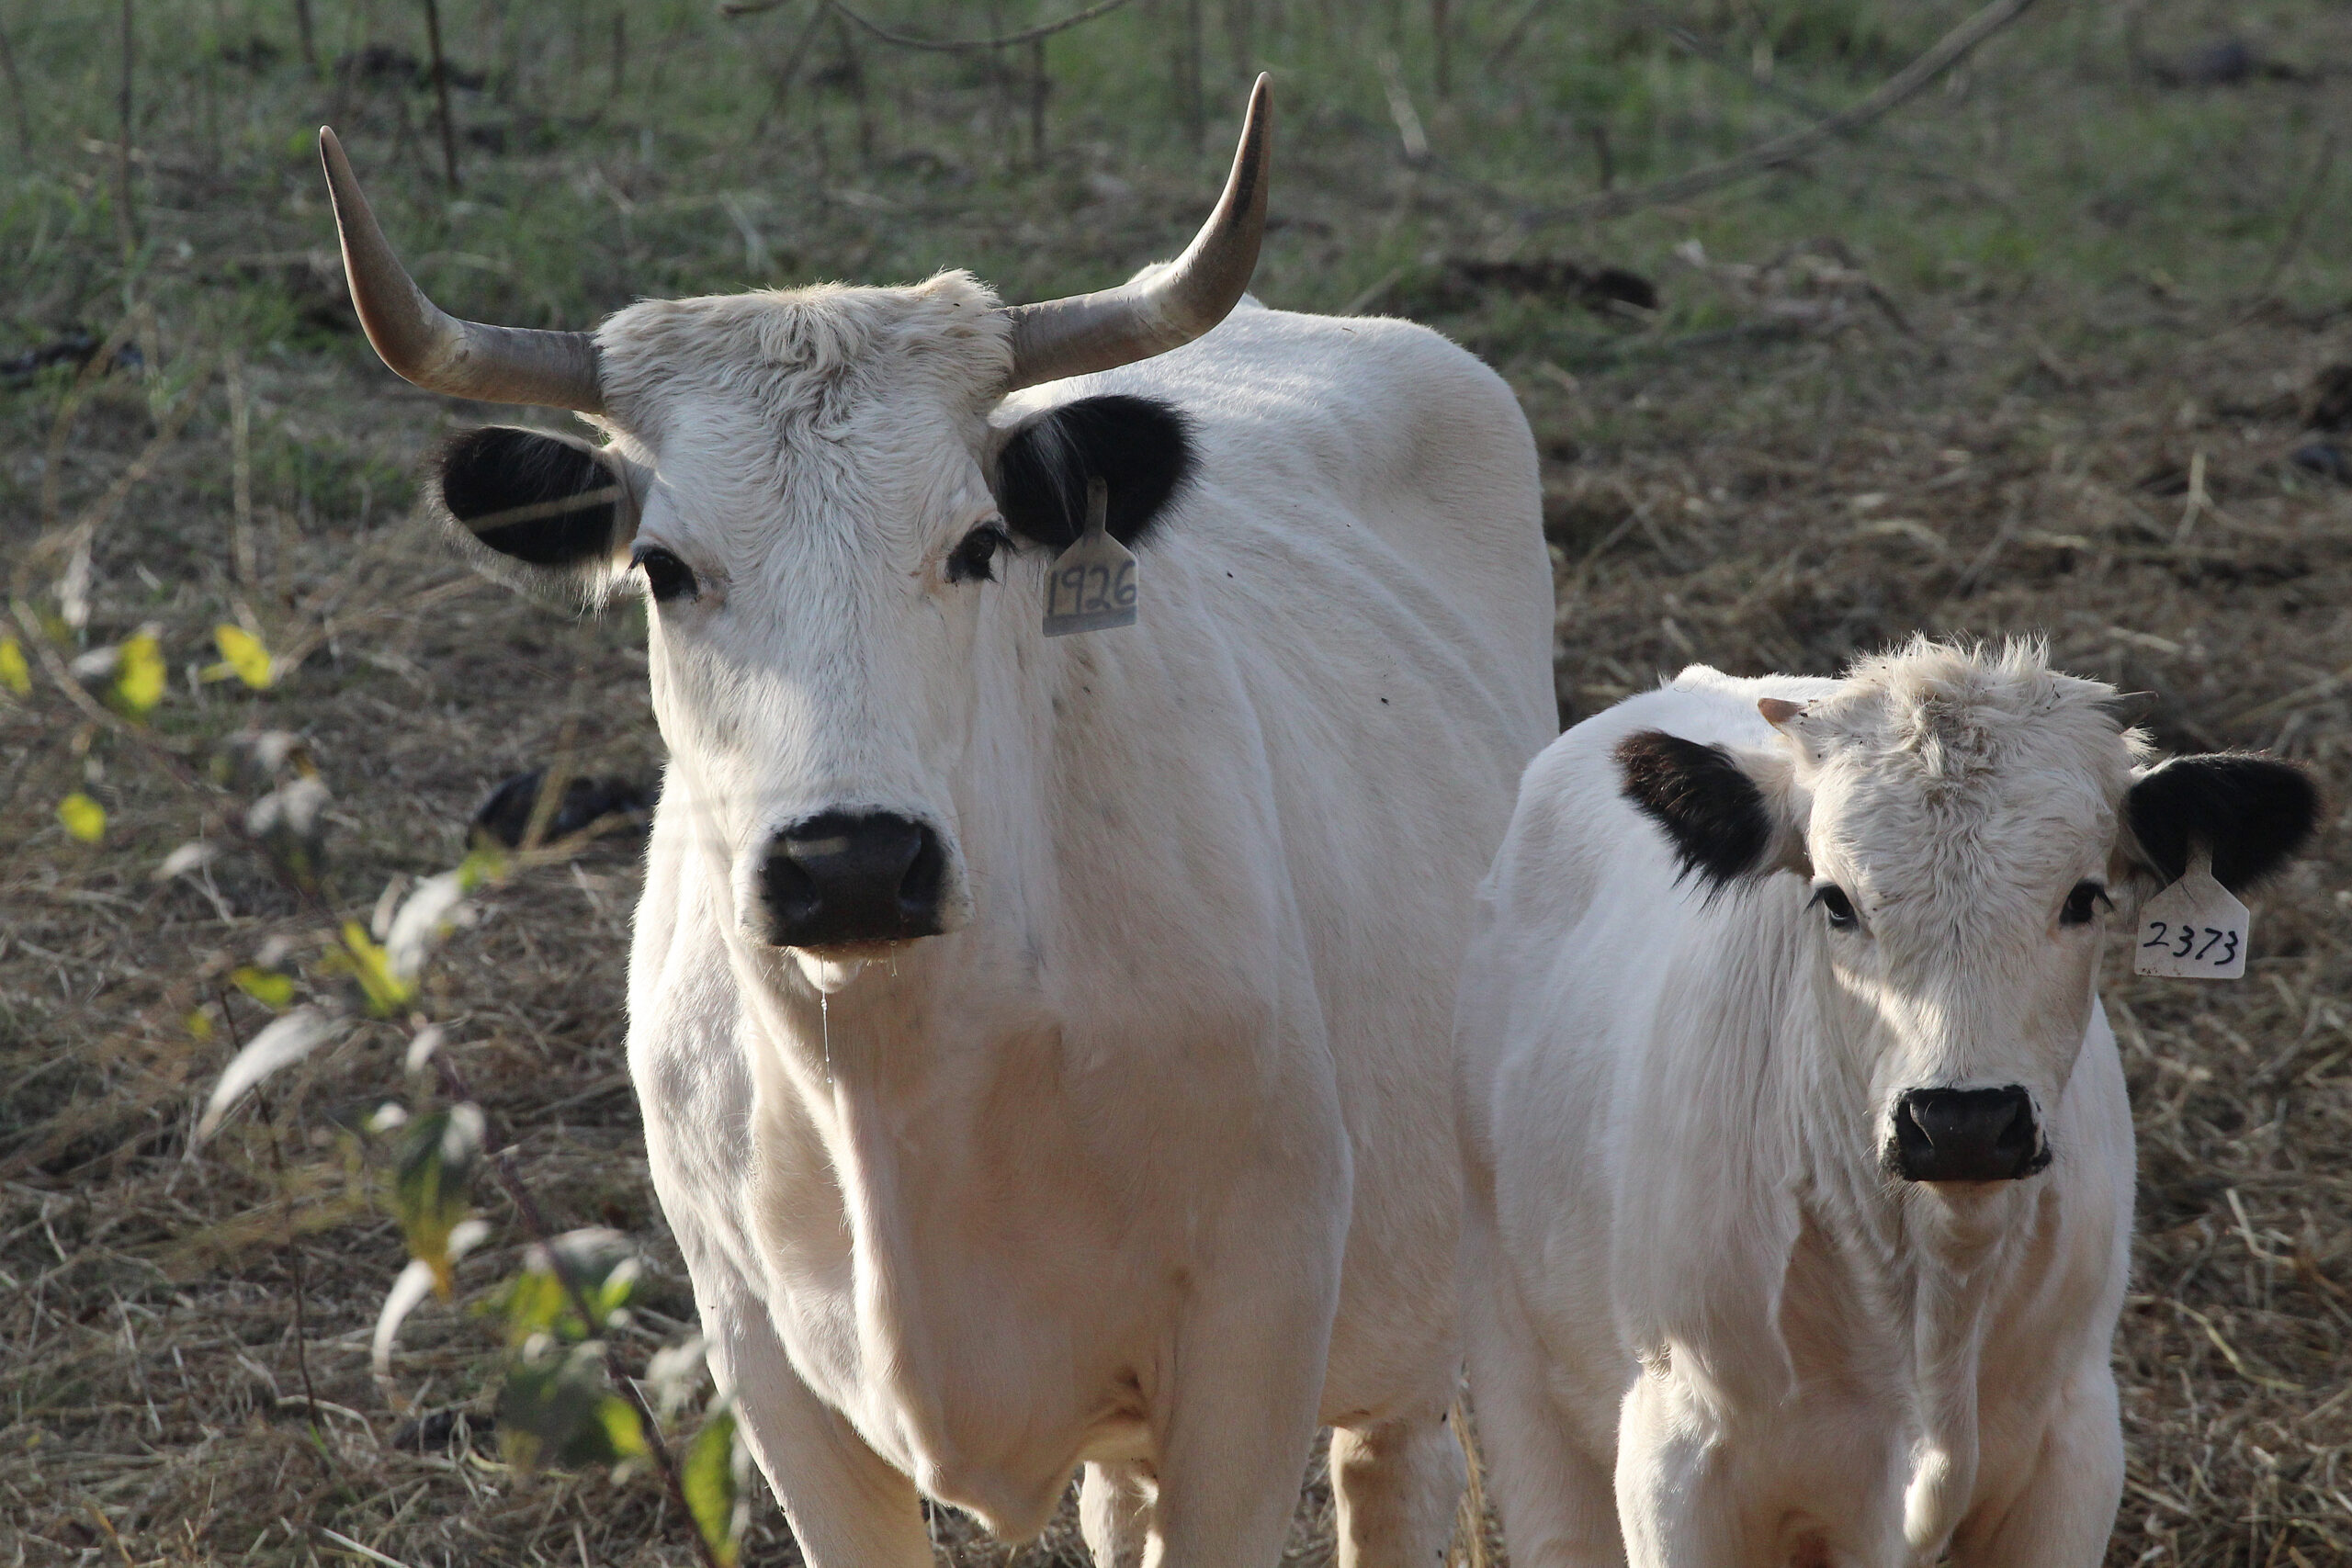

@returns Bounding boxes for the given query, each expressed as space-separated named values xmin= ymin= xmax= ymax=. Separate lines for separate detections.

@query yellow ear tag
xmin=2133 ymin=849 xmax=2248 ymax=980
xmin=1043 ymin=476 xmax=1137 ymax=637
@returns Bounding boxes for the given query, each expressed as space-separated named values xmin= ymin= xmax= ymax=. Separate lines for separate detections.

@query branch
xmin=435 ymin=1053 xmax=724 ymax=1568
xmin=723 ymin=0 xmax=1140 ymax=53
xmin=1520 ymin=0 xmax=2043 ymax=226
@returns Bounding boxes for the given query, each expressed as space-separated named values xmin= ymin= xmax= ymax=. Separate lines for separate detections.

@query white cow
xmin=320 ymin=83 xmax=1557 ymax=1568
xmin=1457 ymin=640 xmax=2315 ymax=1568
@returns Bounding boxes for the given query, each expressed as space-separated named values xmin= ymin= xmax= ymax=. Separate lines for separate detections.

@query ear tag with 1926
xmin=1043 ymin=476 xmax=1136 ymax=637
xmin=2134 ymin=850 xmax=2249 ymax=980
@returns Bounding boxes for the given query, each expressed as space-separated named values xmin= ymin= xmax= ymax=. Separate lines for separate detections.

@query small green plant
xmin=11 ymin=580 xmax=745 ymax=1567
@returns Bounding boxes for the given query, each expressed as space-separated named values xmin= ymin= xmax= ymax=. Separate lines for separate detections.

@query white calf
xmin=1457 ymin=640 xmax=2315 ymax=1568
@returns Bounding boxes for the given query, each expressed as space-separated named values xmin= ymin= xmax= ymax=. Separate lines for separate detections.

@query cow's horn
xmin=997 ymin=74 xmax=1271 ymax=393
xmin=318 ymin=128 xmax=605 ymax=413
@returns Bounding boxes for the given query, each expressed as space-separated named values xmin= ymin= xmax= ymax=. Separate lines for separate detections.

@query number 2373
xmin=2141 ymin=920 xmax=2238 ymax=965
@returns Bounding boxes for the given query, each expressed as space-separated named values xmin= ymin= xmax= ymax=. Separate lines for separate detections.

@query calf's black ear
xmin=1616 ymin=730 xmax=1791 ymax=893
xmin=994 ymin=395 xmax=1193 ymax=550
xmin=433 ymin=426 xmax=638 ymax=600
xmin=2124 ymin=753 xmax=2318 ymax=891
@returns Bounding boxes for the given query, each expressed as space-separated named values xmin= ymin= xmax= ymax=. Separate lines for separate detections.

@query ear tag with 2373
xmin=1043 ymin=476 xmax=1137 ymax=637
xmin=2133 ymin=850 xmax=2249 ymax=980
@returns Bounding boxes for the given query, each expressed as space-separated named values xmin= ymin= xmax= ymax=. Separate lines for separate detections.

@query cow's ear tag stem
xmin=2133 ymin=848 xmax=2250 ymax=980
xmin=1043 ymin=475 xmax=1137 ymax=637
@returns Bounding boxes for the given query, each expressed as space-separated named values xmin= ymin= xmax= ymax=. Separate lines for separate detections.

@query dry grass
xmin=6 ymin=4 xmax=2352 ymax=1565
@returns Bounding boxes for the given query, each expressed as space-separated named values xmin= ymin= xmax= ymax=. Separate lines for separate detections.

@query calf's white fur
xmin=1458 ymin=641 xmax=2306 ymax=1567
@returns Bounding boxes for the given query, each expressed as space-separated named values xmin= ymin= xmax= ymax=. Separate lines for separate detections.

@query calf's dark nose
xmin=1890 ymin=1086 xmax=2046 ymax=1182
xmin=761 ymin=812 xmax=946 ymax=947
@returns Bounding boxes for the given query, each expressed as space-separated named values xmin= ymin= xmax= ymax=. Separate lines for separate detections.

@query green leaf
xmin=497 ymin=1339 xmax=636 ymax=1471
xmin=212 ymin=624 xmax=275 ymax=689
xmin=339 ymin=920 xmax=413 ymax=1015
xmin=457 ymin=844 xmax=508 ymax=894
xmin=494 ymin=1266 xmax=571 ymax=1346
xmin=595 ymin=1393 xmax=648 ymax=1459
xmin=0 ymin=636 xmax=30 ymax=697
xmin=393 ymin=1104 xmax=486 ymax=1295
xmin=232 ymin=965 xmax=295 ymax=1010
xmin=57 ymin=793 xmax=106 ymax=843
xmin=496 ymin=1228 xmax=639 ymax=1345
xmin=684 ymin=1404 xmax=747 ymax=1567
xmin=113 ymin=631 xmax=166 ymax=715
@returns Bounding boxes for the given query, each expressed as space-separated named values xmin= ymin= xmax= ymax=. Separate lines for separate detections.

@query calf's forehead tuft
xmin=1808 ymin=637 xmax=2138 ymax=790
xmin=1797 ymin=640 xmax=2143 ymax=903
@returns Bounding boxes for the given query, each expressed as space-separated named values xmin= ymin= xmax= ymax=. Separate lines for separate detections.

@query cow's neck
xmin=1778 ymin=954 xmax=2041 ymax=1551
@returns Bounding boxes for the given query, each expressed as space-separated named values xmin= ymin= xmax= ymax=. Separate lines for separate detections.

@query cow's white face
xmin=431 ymin=275 xmax=1198 ymax=970
xmin=1771 ymin=662 xmax=2134 ymax=1185
xmin=604 ymin=282 xmax=1008 ymax=963
xmin=1618 ymin=640 xmax=2315 ymax=1187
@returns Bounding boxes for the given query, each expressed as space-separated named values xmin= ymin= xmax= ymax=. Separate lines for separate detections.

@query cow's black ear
xmin=995 ymin=395 xmax=1193 ymax=550
xmin=1616 ymin=730 xmax=1785 ymax=893
xmin=434 ymin=426 xmax=637 ymax=598
xmin=2125 ymin=754 xmax=2318 ymax=891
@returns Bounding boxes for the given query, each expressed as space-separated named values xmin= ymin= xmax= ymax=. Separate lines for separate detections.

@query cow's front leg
xmin=1147 ymin=1216 xmax=1340 ymax=1567
xmin=703 ymin=1284 xmax=931 ymax=1568
xmin=1950 ymin=1360 xmax=2120 ymax=1568
xmin=1615 ymin=1371 xmax=1751 ymax=1568
xmin=1329 ymin=1405 xmax=1464 ymax=1568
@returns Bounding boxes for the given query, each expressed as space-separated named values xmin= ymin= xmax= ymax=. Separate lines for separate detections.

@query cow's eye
xmin=946 ymin=523 xmax=1011 ymax=584
xmin=1811 ymin=884 xmax=1859 ymax=931
xmin=2060 ymin=881 xmax=2110 ymax=926
xmin=633 ymin=547 xmax=697 ymax=603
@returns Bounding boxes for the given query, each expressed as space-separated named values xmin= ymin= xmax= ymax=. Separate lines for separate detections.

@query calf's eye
xmin=1811 ymin=884 xmax=1860 ymax=931
xmin=2060 ymin=881 xmax=2110 ymax=926
xmin=946 ymin=524 xmax=1011 ymax=584
xmin=632 ymin=547 xmax=698 ymax=603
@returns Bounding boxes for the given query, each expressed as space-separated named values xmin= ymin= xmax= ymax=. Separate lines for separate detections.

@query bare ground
xmin=6 ymin=35 xmax=2352 ymax=1568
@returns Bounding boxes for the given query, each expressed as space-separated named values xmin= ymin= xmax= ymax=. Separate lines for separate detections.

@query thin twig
xmin=117 ymin=0 xmax=137 ymax=259
xmin=723 ymin=0 xmax=1139 ymax=53
xmin=422 ymin=0 xmax=460 ymax=190
xmin=227 ymin=354 xmax=256 ymax=591
xmin=294 ymin=0 xmax=319 ymax=74
xmin=217 ymin=983 xmax=336 ymax=1469
xmin=2257 ymin=130 xmax=2336 ymax=299
xmin=1485 ymin=0 xmax=1551 ymax=73
xmin=1517 ymin=0 xmax=2045 ymax=226
xmin=434 ymin=1055 xmax=723 ymax=1568
xmin=0 ymin=17 xmax=32 ymax=156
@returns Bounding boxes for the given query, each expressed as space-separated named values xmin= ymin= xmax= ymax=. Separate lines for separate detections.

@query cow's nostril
xmin=899 ymin=827 xmax=945 ymax=919
xmin=761 ymin=812 xmax=948 ymax=947
xmin=761 ymin=852 xmax=822 ymax=931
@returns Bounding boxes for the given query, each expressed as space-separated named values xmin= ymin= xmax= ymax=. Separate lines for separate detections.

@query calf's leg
xmin=1950 ymin=1360 xmax=2121 ymax=1568
xmin=1080 ymin=1461 xmax=1157 ymax=1568
xmin=1616 ymin=1373 xmax=1749 ymax=1568
xmin=1461 ymin=1212 xmax=1624 ymax=1568
xmin=1329 ymin=1406 xmax=1464 ymax=1568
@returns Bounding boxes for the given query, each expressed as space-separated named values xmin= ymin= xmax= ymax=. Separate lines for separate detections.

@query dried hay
xmin=5 ymin=200 xmax=2349 ymax=1568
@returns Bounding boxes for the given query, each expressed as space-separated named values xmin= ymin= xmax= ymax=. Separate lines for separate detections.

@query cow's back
xmin=1019 ymin=306 xmax=1557 ymax=1413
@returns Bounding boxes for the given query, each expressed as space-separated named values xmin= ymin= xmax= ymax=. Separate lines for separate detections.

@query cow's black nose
xmin=1890 ymin=1086 xmax=2046 ymax=1182
xmin=761 ymin=812 xmax=946 ymax=947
